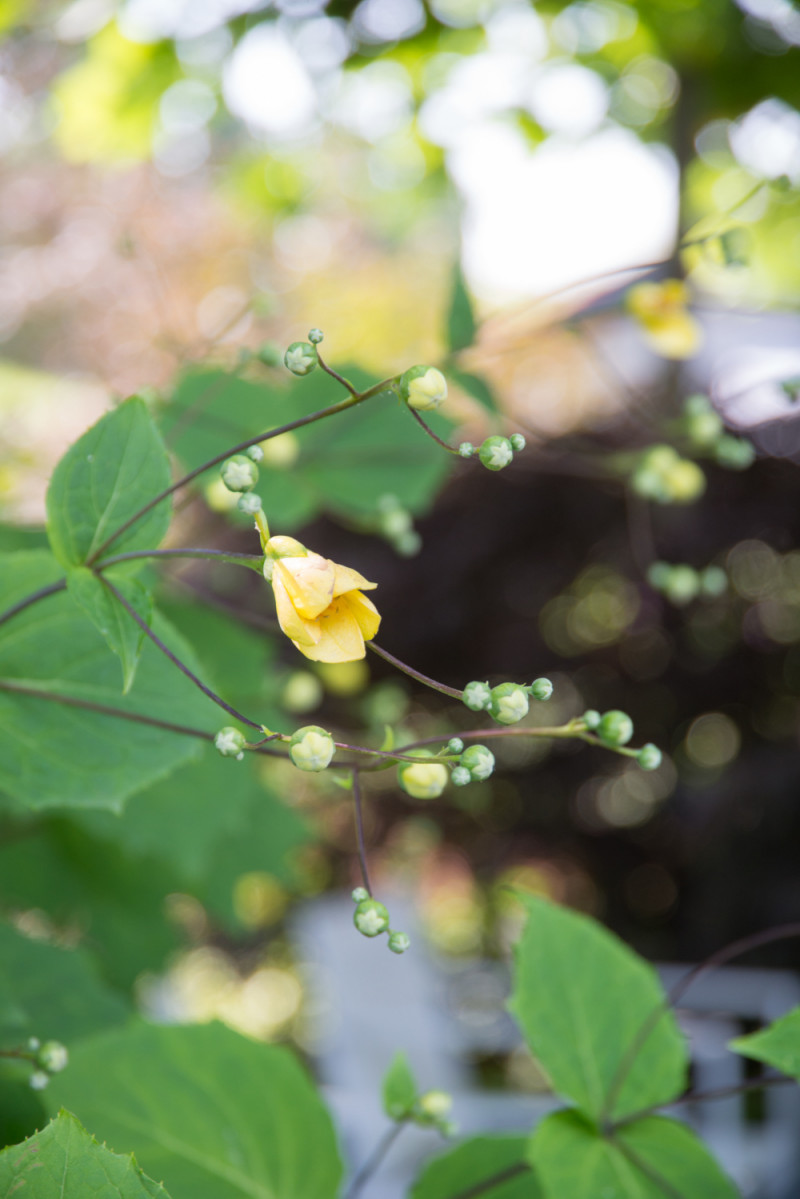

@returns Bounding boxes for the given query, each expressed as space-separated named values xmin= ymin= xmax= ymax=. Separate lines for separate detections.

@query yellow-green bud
xmin=637 ymin=743 xmax=662 ymax=771
xmin=714 ymin=436 xmax=755 ymax=470
xmin=529 ymin=677 xmax=553 ymax=701
xmin=459 ymin=744 xmax=495 ymax=780
xmin=220 ymin=455 xmax=259 ymax=492
xmin=289 ymin=725 xmax=335 ymax=772
xmin=400 ymin=365 xmax=448 ymax=412
xmin=398 ymin=752 xmax=448 ymax=800
xmin=29 ymin=1071 xmax=49 ymax=1091
xmin=238 ymin=492 xmax=263 ymax=515
xmin=308 ymin=327 xmax=324 ymax=344
xmin=451 ymin=766 xmax=471 ymax=786
xmin=700 ymin=565 xmax=727 ymax=597
xmin=489 ymin=683 xmax=529 ymax=725
xmin=479 ymin=436 xmax=513 ymax=471
xmin=215 ymin=727 xmax=246 ymax=759
xmin=665 ymin=459 xmax=705 ymax=504
xmin=509 ymin=433 xmax=526 ymax=451
xmin=463 ymin=681 xmax=492 ymax=711
xmin=583 ymin=709 xmax=601 ymax=730
xmin=418 ymin=1090 xmax=452 ymax=1118
xmin=596 ymin=710 xmax=634 ymax=747
xmin=458 ymin=442 xmax=475 ymax=458
xmin=388 ymin=930 xmax=410 ymax=954
xmin=354 ymin=898 xmax=390 ymax=937
xmin=284 ymin=341 xmax=318 ymax=376
xmin=37 ymin=1042 xmax=68 ymax=1073
xmin=351 ymin=886 xmax=369 ymax=903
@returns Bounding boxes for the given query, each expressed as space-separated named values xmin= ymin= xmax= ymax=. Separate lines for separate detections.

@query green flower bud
xmin=256 ymin=341 xmax=283 ymax=367
xmin=308 ymin=327 xmax=324 ymax=344
xmin=388 ymin=930 xmax=410 ymax=954
xmin=289 ymin=725 xmax=335 ymax=772
xmin=529 ymin=677 xmax=553 ymax=701
xmin=700 ymin=565 xmax=727 ymax=597
xmin=246 ymin=445 xmax=264 ymax=462
xmin=458 ymin=442 xmax=475 ymax=458
xmin=220 ymin=455 xmax=259 ymax=493
xmin=664 ymin=459 xmax=706 ymax=504
xmin=284 ymin=341 xmax=318 ymax=376
xmin=462 ymin=681 xmax=492 ymax=711
xmin=354 ymin=898 xmax=390 ymax=938
xmin=459 ymin=744 xmax=495 ymax=781
xmin=37 ymin=1041 xmax=68 ymax=1074
xmin=663 ymin=565 xmax=700 ymax=606
xmin=418 ymin=1090 xmax=452 ymax=1118
xmin=489 ymin=683 xmax=529 ymax=725
xmin=447 ymin=737 xmax=464 ymax=754
xmin=400 ymin=365 xmax=448 ymax=412
xmin=583 ymin=709 xmax=601 ymax=730
xmin=27 ymin=1038 xmax=40 ymax=1052
xmin=637 ymin=743 xmax=663 ymax=771
xmin=714 ymin=435 xmax=755 ymax=470
xmin=685 ymin=405 xmax=723 ymax=449
xmin=351 ymin=886 xmax=369 ymax=903
xmin=596 ymin=710 xmax=634 ymax=747
xmin=238 ymin=492 xmax=263 ymax=515
xmin=479 ymin=436 xmax=513 ymax=471
xmin=381 ymin=506 xmax=413 ymax=539
xmin=451 ymin=766 xmax=471 ymax=786
xmin=214 ymin=727 xmax=246 ymax=759
xmin=509 ymin=433 xmax=526 ymax=451
xmin=646 ymin=561 xmax=672 ymax=590
xmin=398 ymin=753 xmax=449 ymax=800
xmin=29 ymin=1071 xmax=50 ymax=1091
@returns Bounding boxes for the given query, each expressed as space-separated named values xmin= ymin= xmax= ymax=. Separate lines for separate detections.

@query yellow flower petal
xmin=274 ymin=554 xmax=335 ymax=620
xmin=332 ymin=562 xmax=377 ymax=597
xmin=272 ymin=572 xmax=321 ymax=647
xmin=293 ymin=596 xmax=367 ymax=663
xmin=343 ymin=590 xmax=381 ymax=641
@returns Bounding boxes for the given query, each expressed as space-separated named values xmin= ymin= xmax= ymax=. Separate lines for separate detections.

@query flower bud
xmin=388 ymin=930 xmax=410 ymax=954
xmin=27 ymin=1038 xmax=40 ymax=1052
xmin=462 ymin=681 xmax=492 ymax=711
xmin=458 ymin=442 xmax=475 ymax=458
xmin=419 ymin=1090 xmax=452 ymax=1118
xmin=398 ymin=752 xmax=448 ymax=800
xmin=637 ymin=743 xmax=663 ymax=771
xmin=596 ymin=710 xmax=634 ymax=747
xmin=509 ymin=433 xmax=526 ymax=451
xmin=459 ymin=744 xmax=495 ymax=781
xmin=479 ymin=436 xmax=513 ymax=471
xmin=238 ymin=492 xmax=263 ymax=515
xmin=400 ymin=366 xmax=448 ymax=412
xmin=354 ymin=898 xmax=390 ymax=937
xmin=220 ymin=455 xmax=259 ymax=493
xmin=714 ymin=435 xmax=755 ymax=470
xmin=215 ymin=727 xmax=246 ymax=759
xmin=351 ymin=886 xmax=369 ymax=903
xmin=289 ymin=725 xmax=335 ymax=772
xmin=447 ymin=737 xmax=464 ymax=754
xmin=529 ymin=677 xmax=553 ymax=701
xmin=583 ymin=709 xmax=601 ymax=730
xmin=256 ymin=342 xmax=283 ymax=367
xmin=451 ymin=766 xmax=471 ymax=787
xmin=683 ymin=396 xmax=723 ymax=449
xmin=246 ymin=445 xmax=264 ymax=463
xmin=308 ymin=328 xmax=324 ymax=344
xmin=663 ymin=565 xmax=700 ymax=606
xmin=664 ymin=459 xmax=705 ymax=504
xmin=37 ymin=1042 xmax=68 ymax=1074
xmin=700 ymin=566 xmax=727 ymax=597
xmin=29 ymin=1071 xmax=50 ymax=1091
xmin=284 ymin=341 xmax=318 ymax=376
xmin=489 ymin=683 xmax=529 ymax=725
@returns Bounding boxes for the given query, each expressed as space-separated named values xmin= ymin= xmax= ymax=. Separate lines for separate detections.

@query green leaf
xmin=446 ymin=261 xmax=477 ymax=353
xmin=46 ymin=397 xmax=172 ymax=570
xmin=0 ymin=1110 xmax=169 ymax=1198
xmin=382 ymin=1051 xmax=418 ymax=1119
xmin=0 ymin=1068 xmax=48 ymax=1152
xmin=529 ymin=1111 xmax=739 ymax=1199
xmin=449 ymin=368 xmax=498 ymax=414
xmin=730 ymin=1006 xmax=800 ymax=1079
xmin=0 ymin=551 xmax=213 ymax=812
xmin=67 ymin=568 xmax=152 ymax=694
xmin=508 ymin=897 xmax=686 ymax=1123
xmin=412 ymin=1135 xmax=537 ymax=1199
xmin=0 ymin=922 xmax=129 ymax=1043
xmin=46 ymin=1023 xmax=343 ymax=1199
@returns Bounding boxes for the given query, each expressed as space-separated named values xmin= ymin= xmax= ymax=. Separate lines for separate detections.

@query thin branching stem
xmin=351 ymin=769 xmax=372 ymax=895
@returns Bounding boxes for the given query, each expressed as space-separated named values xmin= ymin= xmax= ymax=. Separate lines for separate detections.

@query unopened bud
xmin=596 ymin=710 xmax=634 ymax=747
xmin=509 ymin=433 xmax=526 ymax=452
xmin=458 ymin=442 xmax=475 ymax=458
xmin=29 ymin=1071 xmax=49 ymax=1091
xmin=284 ymin=341 xmax=318 ymax=376
xmin=400 ymin=365 xmax=448 ymax=412
xmin=398 ymin=753 xmax=448 ymax=800
xmin=419 ymin=1090 xmax=452 ymax=1118
xmin=447 ymin=738 xmax=464 ymax=754
xmin=351 ymin=886 xmax=369 ymax=903
xmin=238 ymin=492 xmax=263 ymax=515
xmin=489 ymin=683 xmax=529 ymax=725
xmin=387 ymin=930 xmax=410 ymax=954
xmin=529 ymin=677 xmax=553 ymax=701
xmin=308 ymin=328 xmax=324 ymax=344
xmin=583 ymin=709 xmax=601 ymax=730
xmin=37 ymin=1042 xmax=68 ymax=1074
xmin=459 ymin=744 xmax=495 ymax=781
xmin=451 ymin=766 xmax=471 ymax=786
xmin=246 ymin=445 xmax=264 ymax=463
xmin=289 ymin=726 xmax=335 ymax=772
xmin=215 ymin=727 xmax=246 ymax=759
xmin=462 ymin=681 xmax=492 ymax=711
xmin=714 ymin=435 xmax=755 ymax=470
xmin=220 ymin=455 xmax=259 ymax=493
xmin=637 ymin=743 xmax=663 ymax=771
xmin=354 ymin=898 xmax=390 ymax=938
xmin=479 ymin=436 xmax=513 ymax=471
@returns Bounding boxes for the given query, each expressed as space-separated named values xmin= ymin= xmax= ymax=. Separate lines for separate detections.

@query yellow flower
xmin=626 ymin=279 xmax=703 ymax=360
xmin=264 ymin=536 xmax=380 ymax=663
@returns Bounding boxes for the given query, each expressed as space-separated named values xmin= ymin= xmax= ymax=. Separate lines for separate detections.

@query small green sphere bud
xmin=220 ymin=455 xmax=259 ymax=493
xmin=289 ymin=725 xmax=335 ymax=772
xmin=451 ymin=766 xmax=471 ymax=786
xmin=700 ymin=565 xmax=727 ymax=597
xmin=37 ymin=1042 xmax=68 ymax=1074
xmin=27 ymin=1037 xmax=40 ymax=1052
xmin=463 ymin=681 xmax=492 ymax=711
xmin=246 ymin=445 xmax=264 ymax=463
xmin=596 ymin=710 xmax=634 ymax=747
xmin=583 ymin=709 xmax=601 ymax=730
xmin=664 ymin=565 xmax=700 ymax=606
xmin=419 ymin=1090 xmax=453 ymax=1118
xmin=398 ymin=753 xmax=449 ymax=800
xmin=447 ymin=738 xmax=464 ymax=754
xmin=354 ymin=898 xmax=390 ymax=938
xmin=29 ymin=1071 xmax=50 ymax=1091
xmin=215 ymin=727 xmax=247 ymax=759
xmin=238 ymin=492 xmax=263 ymax=515
xmin=509 ymin=433 xmax=526 ymax=452
xmin=685 ymin=406 xmax=723 ymax=449
xmin=458 ymin=442 xmax=475 ymax=458
xmin=351 ymin=886 xmax=369 ymax=903
xmin=664 ymin=459 xmax=706 ymax=504
xmin=529 ymin=677 xmax=553 ymax=701
xmin=479 ymin=436 xmax=513 ymax=471
xmin=637 ymin=743 xmax=663 ymax=771
xmin=714 ymin=435 xmax=755 ymax=470
xmin=400 ymin=365 xmax=448 ymax=412
xmin=459 ymin=744 xmax=495 ymax=781
xmin=489 ymin=682 xmax=530 ymax=725
xmin=388 ymin=930 xmax=410 ymax=954
xmin=647 ymin=561 xmax=672 ymax=591
xmin=308 ymin=327 xmax=324 ymax=344
xmin=256 ymin=341 xmax=283 ymax=367
xmin=284 ymin=341 xmax=318 ymax=376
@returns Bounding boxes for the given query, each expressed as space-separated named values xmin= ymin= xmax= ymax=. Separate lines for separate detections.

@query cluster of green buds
xmin=398 ymin=365 xmax=448 ymax=412
xmin=451 ymin=743 xmax=495 ymax=787
xmin=458 ymin=433 xmax=526 ymax=471
xmin=25 ymin=1038 xmax=69 ymax=1091
xmin=630 ymin=444 xmax=705 ymax=505
xmin=647 ymin=561 xmax=727 ymax=606
xmin=582 ymin=710 xmax=662 ymax=770
xmin=289 ymin=725 xmax=335 ymax=772
xmin=462 ymin=677 xmax=553 ymax=724
xmin=376 ymin=494 xmax=422 ymax=557
xmin=214 ymin=726 xmax=247 ymax=761
xmin=351 ymin=887 xmax=410 ymax=954
xmin=681 ymin=395 xmax=755 ymax=469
